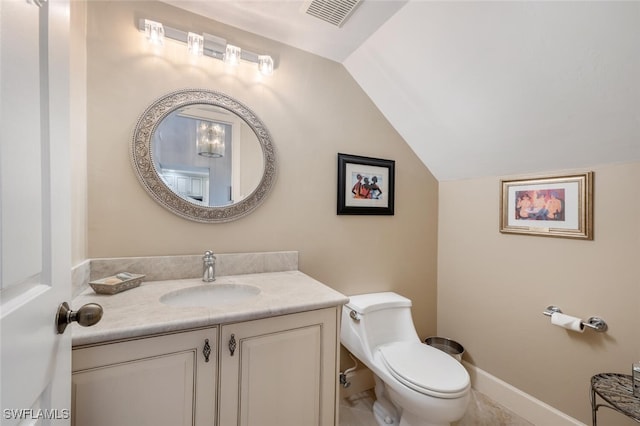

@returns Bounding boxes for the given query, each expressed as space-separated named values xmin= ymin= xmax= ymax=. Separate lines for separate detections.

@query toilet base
xmin=373 ymin=375 xmax=400 ymax=425
xmin=372 ymin=397 xmax=452 ymax=426
xmin=373 ymin=398 xmax=399 ymax=425
xmin=373 ymin=374 xmax=463 ymax=426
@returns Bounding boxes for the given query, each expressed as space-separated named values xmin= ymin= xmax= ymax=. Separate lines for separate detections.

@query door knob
xmin=56 ymin=302 xmax=103 ymax=334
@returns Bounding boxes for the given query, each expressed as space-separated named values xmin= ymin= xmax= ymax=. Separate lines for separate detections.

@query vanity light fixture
xmin=197 ymin=121 xmax=225 ymax=158
xmin=138 ymin=18 xmax=274 ymax=76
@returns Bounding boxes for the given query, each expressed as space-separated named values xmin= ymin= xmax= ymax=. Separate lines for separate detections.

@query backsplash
xmin=72 ymin=251 xmax=298 ymax=297
xmin=72 ymin=259 xmax=91 ymax=297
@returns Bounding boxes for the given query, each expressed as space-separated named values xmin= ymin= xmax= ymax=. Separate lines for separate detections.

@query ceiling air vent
xmin=304 ymin=0 xmax=362 ymax=27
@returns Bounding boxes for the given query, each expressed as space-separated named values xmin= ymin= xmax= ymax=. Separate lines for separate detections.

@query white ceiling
xmin=165 ymin=1 xmax=640 ymax=181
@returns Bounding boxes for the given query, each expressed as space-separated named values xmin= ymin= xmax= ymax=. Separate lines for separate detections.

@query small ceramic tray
xmin=89 ymin=273 xmax=145 ymax=295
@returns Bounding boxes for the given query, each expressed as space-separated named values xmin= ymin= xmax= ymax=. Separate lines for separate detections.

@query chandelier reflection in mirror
xmin=139 ymin=19 xmax=274 ymax=76
xmin=197 ymin=121 xmax=225 ymax=158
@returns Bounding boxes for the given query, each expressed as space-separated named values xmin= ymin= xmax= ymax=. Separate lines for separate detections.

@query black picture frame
xmin=337 ymin=153 xmax=395 ymax=215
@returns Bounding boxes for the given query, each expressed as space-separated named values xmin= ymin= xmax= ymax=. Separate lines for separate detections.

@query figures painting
xmin=515 ymin=189 xmax=564 ymax=221
xmin=351 ymin=173 xmax=383 ymax=200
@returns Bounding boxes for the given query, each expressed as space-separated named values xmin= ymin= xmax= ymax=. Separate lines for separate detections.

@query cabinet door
xmin=219 ymin=308 xmax=338 ymax=426
xmin=72 ymin=328 xmax=217 ymax=426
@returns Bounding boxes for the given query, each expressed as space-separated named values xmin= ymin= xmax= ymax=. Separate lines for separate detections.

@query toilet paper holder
xmin=543 ymin=306 xmax=608 ymax=332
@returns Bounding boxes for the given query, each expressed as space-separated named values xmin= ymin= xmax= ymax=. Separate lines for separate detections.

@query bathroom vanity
xmin=70 ymin=266 xmax=347 ymax=426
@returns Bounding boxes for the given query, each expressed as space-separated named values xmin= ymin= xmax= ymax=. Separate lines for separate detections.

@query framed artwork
xmin=337 ymin=153 xmax=395 ymax=215
xmin=500 ymin=172 xmax=593 ymax=240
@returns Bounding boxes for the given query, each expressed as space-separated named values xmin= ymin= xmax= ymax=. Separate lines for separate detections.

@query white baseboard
xmin=463 ymin=361 xmax=586 ymax=426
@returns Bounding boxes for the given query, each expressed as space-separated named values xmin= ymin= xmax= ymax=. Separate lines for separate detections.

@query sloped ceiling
xmin=345 ymin=1 xmax=640 ymax=181
xmin=165 ymin=1 xmax=640 ymax=181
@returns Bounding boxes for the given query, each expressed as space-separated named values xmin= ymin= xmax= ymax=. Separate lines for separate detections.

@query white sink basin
xmin=160 ymin=284 xmax=261 ymax=308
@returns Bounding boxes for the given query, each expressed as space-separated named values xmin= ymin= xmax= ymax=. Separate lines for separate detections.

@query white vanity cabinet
xmin=71 ymin=327 xmax=217 ymax=426
xmin=71 ymin=307 xmax=340 ymax=426
xmin=219 ymin=307 xmax=339 ymax=426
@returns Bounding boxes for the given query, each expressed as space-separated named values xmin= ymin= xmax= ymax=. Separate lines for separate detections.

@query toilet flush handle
xmin=349 ymin=310 xmax=361 ymax=321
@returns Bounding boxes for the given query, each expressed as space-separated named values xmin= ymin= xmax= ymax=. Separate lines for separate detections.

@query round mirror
xmin=131 ymin=89 xmax=276 ymax=223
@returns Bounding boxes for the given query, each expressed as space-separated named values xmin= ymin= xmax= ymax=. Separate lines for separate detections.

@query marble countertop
xmin=72 ymin=270 xmax=348 ymax=347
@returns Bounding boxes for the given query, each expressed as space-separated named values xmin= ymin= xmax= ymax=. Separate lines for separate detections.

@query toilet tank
xmin=342 ymin=292 xmax=420 ymax=357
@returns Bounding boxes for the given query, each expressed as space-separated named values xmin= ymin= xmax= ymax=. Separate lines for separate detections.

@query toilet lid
xmin=379 ymin=341 xmax=469 ymax=399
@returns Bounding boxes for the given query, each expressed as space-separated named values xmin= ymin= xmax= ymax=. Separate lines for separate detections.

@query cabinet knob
xmin=56 ymin=302 xmax=103 ymax=334
xmin=229 ymin=334 xmax=236 ymax=356
xmin=203 ymin=339 xmax=212 ymax=362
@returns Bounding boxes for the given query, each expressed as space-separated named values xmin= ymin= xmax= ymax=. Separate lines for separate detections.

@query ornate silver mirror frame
xmin=131 ymin=89 xmax=276 ymax=223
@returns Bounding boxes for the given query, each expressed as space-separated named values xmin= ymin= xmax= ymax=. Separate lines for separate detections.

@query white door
xmin=0 ymin=0 xmax=72 ymax=424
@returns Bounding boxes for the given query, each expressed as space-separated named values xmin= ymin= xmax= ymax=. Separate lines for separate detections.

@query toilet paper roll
xmin=551 ymin=312 xmax=584 ymax=333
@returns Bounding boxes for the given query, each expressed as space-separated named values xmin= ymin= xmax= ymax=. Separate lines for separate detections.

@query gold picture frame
xmin=500 ymin=172 xmax=593 ymax=240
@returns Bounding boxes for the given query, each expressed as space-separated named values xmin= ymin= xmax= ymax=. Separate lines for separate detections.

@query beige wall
xmin=438 ymin=161 xmax=640 ymax=424
xmin=71 ymin=0 xmax=88 ymax=265
xmin=85 ymin=0 xmax=439 ymax=341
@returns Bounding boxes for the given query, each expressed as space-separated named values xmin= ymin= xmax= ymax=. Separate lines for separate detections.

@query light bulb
xmin=144 ymin=19 xmax=164 ymax=46
xmin=187 ymin=32 xmax=204 ymax=56
xmin=224 ymin=44 xmax=242 ymax=66
xmin=258 ymin=55 xmax=274 ymax=76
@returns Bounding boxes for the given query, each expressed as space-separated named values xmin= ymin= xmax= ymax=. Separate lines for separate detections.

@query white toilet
xmin=341 ymin=292 xmax=470 ymax=426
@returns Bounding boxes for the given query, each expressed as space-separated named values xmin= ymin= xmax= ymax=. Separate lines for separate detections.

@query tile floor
xmin=339 ymin=389 xmax=534 ymax=426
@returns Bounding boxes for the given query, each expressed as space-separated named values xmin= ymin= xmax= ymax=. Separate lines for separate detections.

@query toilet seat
xmin=378 ymin=341 xmax=470 ymax=399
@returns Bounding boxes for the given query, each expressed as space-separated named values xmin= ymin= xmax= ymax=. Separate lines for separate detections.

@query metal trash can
xmin=425 ymin=337 xmax=464 ymax=362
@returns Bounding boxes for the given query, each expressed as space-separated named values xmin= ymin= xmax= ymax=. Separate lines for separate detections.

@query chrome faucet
xmin=202 ymin=250 xmax=216 ymax=282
